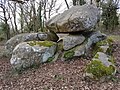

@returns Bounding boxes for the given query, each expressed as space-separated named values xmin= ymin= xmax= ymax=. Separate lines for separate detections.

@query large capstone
xmin=10 ymin=41 xmax=57 ymax=70
xmin=46 ymin=4 xmax=100 ymax=33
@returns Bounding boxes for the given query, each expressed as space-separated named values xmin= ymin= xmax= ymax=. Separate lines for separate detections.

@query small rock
xmin=85 ymin=52 xmax=116 ymax=80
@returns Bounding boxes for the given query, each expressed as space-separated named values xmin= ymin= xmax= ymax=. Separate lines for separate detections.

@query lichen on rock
xmin=63 ymin=50 xmax=75 ymax=59
xmin=92 ymin=38 xmax=114 ymax=57
xmin=27 ymin=40 xmax=56 ymax=47
xmin=6 ymin=31 xmax=59 ymax=55
xmin=46 ymin=56 xmax=55 ymax=63
xmin=10 ymin=41 xmax=57 ymax=71
xmin=96 ymin=38 xmax=113 ymax=47
xmin=85 ymin=52 xmax=116 ymax=80
xmin=46 ymin=4 xmax=100 ymax=32
xmin=63 ymin=34 xmax=85 ymax=50
xmin=86 ymin=60 xmax=115 ymax=79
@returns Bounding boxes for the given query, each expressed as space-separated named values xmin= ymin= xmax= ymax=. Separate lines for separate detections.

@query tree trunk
xmin=64 ymin=0 xmax=69 ymax=9
xmin=73 ymin=0 xmax=77 ymax=6
xmin=3 ymin=5 xmax=10 ymax=39
xmin=19 ymin=3 xmax=24 ymax=33
xmin=13 ymin=3 xmax=19 ymax=34
xmin=90 ymin=0 xmax=93 ymax=4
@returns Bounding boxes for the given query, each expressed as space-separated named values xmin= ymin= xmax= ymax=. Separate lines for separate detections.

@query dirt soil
xmin=0 ymin=35 xmax=120 ymax=90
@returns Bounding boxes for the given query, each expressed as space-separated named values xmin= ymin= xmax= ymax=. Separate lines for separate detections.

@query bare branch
xmin=64 ymin=0 xmax=69 ymax=9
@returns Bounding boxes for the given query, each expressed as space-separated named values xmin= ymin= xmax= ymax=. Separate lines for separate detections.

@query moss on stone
xmin=108 ymin=35 xmax=120 ymax=41
xmin=86 ymin=60 xmax=115 ymax=79
xmin=106 ymin=44 xmax=113 ymax=55
xmin=92 ymin=38 xmax=114 ymax=56
xmin=93 ymin=46 xmax=104 ymax=56
xmin=46 ymin=56 xmax=55 ymax=63
xmin=94 ymin=53 xmax=99 ymax=59
xmin=96 ymin=38 xmax=113 ymax=46
xmin=27 ymin=41 xmax=56 ymax=47
xmin=57 ymin=41 xmax=64 ymax=51
xmin=64 ymin=50 xmax=75 ymax=59
xmin=108 ymin=56 xmax=115 ymax=64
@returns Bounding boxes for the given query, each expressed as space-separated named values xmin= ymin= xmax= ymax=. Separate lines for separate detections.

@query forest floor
xmin=0 ymin=31 xmax=120 ymax=90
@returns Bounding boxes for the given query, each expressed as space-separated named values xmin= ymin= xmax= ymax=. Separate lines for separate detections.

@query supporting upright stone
xmin=63 ymin=34 xmax=85 ymax=50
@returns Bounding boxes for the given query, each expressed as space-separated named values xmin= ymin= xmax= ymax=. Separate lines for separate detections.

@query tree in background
xmin=0 ymin=22 xmax=7 ymax=40
xmin=72 ymin=0 xmax=86 ymax=6
xmin=101 ymin=0 xmax=119 ymax=31
xmin=0 ymin=0 xmax=61 ymax=39
xmin=0 ymin=0 xmax=10 ymax=40
xmin=89 ymin=0 xmax=119 ymax=32
xmin=64 ymin=0 xmax=69 ymax=9
xmin=0 ymin=0 xmax=119 ymax=41
xmin=9 ymin=0 xmax=29 ymax=4
xmin=12 ymin=0 xmax=61 ymax=33
xmin=79 ymin=0 xmax=86 ymax=5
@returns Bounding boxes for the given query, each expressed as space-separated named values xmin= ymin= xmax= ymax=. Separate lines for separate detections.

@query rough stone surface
xmin=61 ymin=31 xmax=106 ymax=52
xmin=6 ymin=32 xmax=59 ymax=54
xmin=10 ymin=41 xmax=57 ymax=70
xmin=99 ymin=46 xmax=109 ymax=53
xmin=85 ymin=52 xmax=116 ymax=79
xmin=74 ymin=43 xmax=86 ymax=56
xmin=94 ymin=52 xmax=115 ymax=67
xmin=0 ymin=37 xmax=120 ymax=89
xmin=63 ymin=34 xmax=85 ymax=50
xmin=61 ymin=31 xmax=106 ymax=60
xmin=6 ymin=33 xmax=38 ymax=54
xmin=57 ymin=33 xmax=69 ymax=41
xmin=95 ymin=38 xmax=114 ymax=55
xmin=74 ymin=31 xmax=106 ymax=56
xmin=85 ymin=31 xmax=107 ymax=51
xmin=37 ymin=30 xmax=59 ymax=42
xmin=46 ymin=4 xmax=100 ymax=33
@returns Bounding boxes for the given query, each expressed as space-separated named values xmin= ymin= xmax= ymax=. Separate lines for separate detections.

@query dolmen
xmin=6 ymin=4 xmax=116 ymax=80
